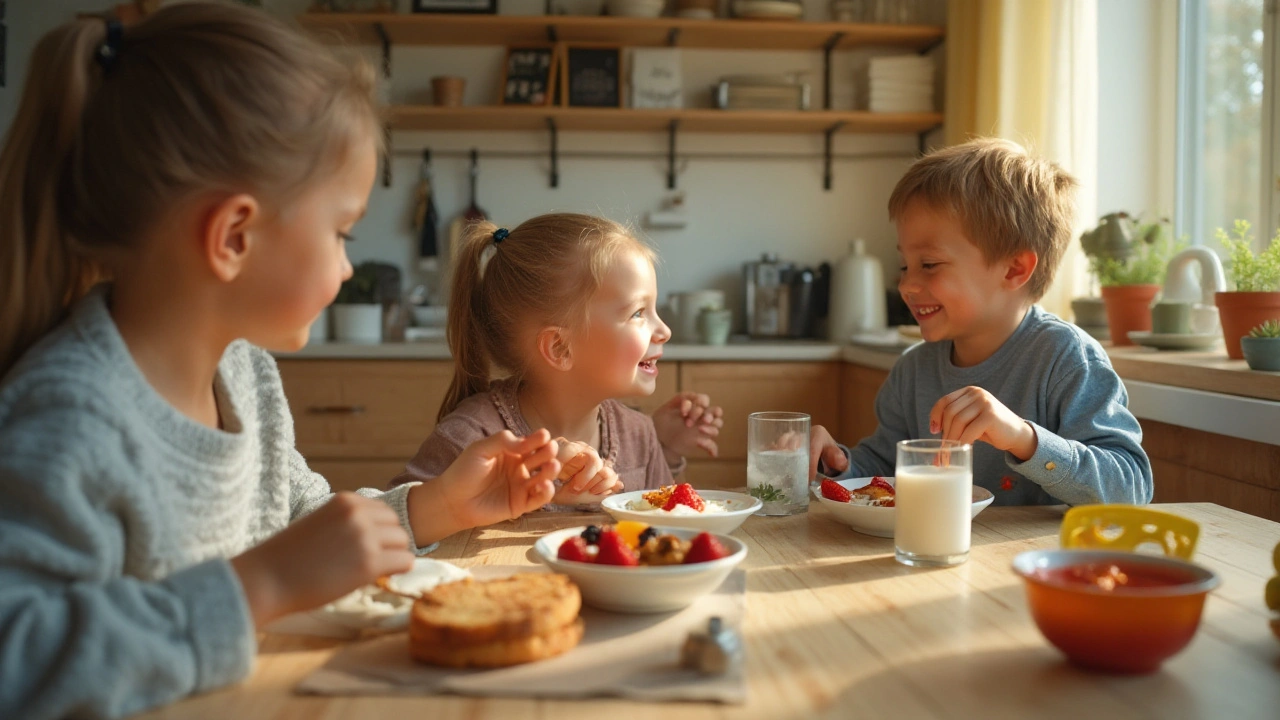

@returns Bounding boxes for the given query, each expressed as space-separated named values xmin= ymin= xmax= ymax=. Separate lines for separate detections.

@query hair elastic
xmin=96 ymin=19 xmax=124 ymax=72
xmin=492 ymin=228 xmax=509 ymax=244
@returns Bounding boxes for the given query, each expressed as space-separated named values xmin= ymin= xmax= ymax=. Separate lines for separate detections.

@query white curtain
xmin=945 ymin=0 xmax=1098 ymax=318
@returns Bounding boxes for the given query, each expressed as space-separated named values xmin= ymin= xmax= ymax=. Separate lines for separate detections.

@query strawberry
xmin=869 ymin=476 xmax=895 ymax=494
xmin=684 ymin=532 xmax=730 ymax=564
xmin=662 ymin=483 xmax=706 ymax=512
xmin=557 ymin=536 xmax=593 ymax=563
xmin=820 ymin=478 xmax=852 ymax=503
xmin=594 ymin=529 xmax=639 ymax=566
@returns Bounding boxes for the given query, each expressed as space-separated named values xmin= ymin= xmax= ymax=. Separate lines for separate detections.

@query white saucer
xmin=1127 ymin=331 xmax=1222 ymax=351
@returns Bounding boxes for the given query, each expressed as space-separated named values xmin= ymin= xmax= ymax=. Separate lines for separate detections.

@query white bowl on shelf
xmin=607 ymin=0 xmax=666 ymax=17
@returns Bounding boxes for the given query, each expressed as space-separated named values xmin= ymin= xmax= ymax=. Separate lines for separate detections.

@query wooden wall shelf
xmin=298 ymin=13 xmax=945 ymax=53
xmin=390 ymin=106 xmax=944 ymax=134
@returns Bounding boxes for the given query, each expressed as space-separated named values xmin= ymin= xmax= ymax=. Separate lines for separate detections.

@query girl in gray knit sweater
xmin=0 ymin=4 xmax=566 ymax=719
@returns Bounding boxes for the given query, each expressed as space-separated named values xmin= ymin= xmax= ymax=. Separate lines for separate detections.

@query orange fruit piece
xmin=614 ymin=521 xmax=649 ymax=550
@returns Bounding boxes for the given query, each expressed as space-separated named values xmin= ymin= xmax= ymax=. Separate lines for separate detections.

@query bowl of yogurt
xmin=602 ymin=488 xmax=761 ymax=534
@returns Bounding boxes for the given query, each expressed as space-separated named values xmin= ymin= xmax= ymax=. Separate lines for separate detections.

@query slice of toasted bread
xmin=409 ymin=617 xmax=584 ymax=668
xmin=410 ymin=573 xmax=581 ymax=646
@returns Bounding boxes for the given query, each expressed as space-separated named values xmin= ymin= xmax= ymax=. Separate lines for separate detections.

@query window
xmin=1176 ymin=0 xmax=1265 ymax=249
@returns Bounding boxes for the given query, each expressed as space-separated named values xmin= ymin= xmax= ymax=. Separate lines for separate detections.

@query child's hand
xmin=552 ymin=438 xmax=622 ymax=502
xmin=436 ymin=429 xmax=562 ymax=526
xmin=930 ymin=386 xmax=1037 ymax=460
xmin=230 ymin=492 xmax=415 ymax=627
xmin=652 ymin=392 xmax=724 ymax=459
xmin=808 ymin=424 xmax=849 ymax=479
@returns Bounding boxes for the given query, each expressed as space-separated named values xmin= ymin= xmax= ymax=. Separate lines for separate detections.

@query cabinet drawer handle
xmin=307 ymin=405 xmax=366 ymax=415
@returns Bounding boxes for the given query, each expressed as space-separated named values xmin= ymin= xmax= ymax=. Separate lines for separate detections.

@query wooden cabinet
xmin=1143 ymin=419 xmax=1280 ymax=521
xmin=277 ymin=360 xmax=454 ymax=492
xmin=839 ymin=363 xmax=889 ymax=445
xmin=678 ymin=362 xmax=842 ymax=490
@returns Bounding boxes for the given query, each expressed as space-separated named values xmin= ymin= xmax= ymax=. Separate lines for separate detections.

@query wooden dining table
xmin=138 ymin=502 xmax=1280 ymax=720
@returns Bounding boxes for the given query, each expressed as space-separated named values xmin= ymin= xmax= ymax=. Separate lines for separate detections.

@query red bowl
xmin=1012 ymin=550 xmax=1220 ymax=674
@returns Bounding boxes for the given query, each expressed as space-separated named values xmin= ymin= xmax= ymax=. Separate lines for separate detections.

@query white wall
xmin=1095 ymin=0 xmax=1177 ymax=222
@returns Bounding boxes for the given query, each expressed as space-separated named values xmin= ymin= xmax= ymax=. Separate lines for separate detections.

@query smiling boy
xmin=812 ymin=138 xmax=1152 ymax=505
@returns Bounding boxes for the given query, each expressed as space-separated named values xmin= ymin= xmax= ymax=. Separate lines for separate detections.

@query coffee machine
xmin=743 ymin=254 xmax=825 ymax=338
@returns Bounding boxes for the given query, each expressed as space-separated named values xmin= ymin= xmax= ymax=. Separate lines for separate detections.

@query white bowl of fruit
xmin=601 ymin=483 xmax=761 ymax=535
xmin=813 ymin=476 xmax=995 ymax=538
xmin=533 ymin=522 xmax=747 ymax=613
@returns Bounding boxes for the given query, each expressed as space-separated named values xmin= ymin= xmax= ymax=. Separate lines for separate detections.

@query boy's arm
xmin=1006 ymin=359 xmax=1153 ymax=505
xmin=822 ymin=368 xmax=907 ymax=480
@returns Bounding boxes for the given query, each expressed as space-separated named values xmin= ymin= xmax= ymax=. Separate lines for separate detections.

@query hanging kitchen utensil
xmin=412 ymin=149 xmax=440 ymax=273
xmin=448 ymin=149 xmax=489 ymax=266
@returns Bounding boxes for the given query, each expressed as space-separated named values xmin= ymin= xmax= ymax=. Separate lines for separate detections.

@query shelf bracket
xmin=667 ymin=27 xmax=681 ymax=47
xmin=667 ymin=119 xmax=679 ymax=190
xmin=917 ymin=37 xmax=944 ymax=56
xmin=546 ymin=24 xmax=558 ymax=43
xmin=373 ymin=23 xmax=393 ymax=186
xmin=547 ymin=117 xmax=559 ymax=189
xmin=823 ymin=122 xmax=844 ymax=191
xmin=822 ymin=32 xmax=843 ymax=111
xmin=374 ymin=22 xmax=391 ymax=80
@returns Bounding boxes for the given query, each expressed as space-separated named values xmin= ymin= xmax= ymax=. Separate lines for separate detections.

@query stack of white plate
xmin=867 ymin=55 xmax=934 ymax=113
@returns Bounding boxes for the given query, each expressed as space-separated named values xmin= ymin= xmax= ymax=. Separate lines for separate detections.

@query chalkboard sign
xmin=501 ymin=47 xmax=557 ymax=106
xmin=564 ymin=46 xmax=622 ymax=108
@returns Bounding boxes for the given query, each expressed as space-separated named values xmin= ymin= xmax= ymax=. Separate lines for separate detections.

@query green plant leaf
xmin=749 ymin=483 xmax=788 ymax=503
xmin=1217 ymin=220 xmax=1280 ymax=292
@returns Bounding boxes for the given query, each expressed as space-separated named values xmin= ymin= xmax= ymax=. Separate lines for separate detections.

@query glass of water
xmin=747 ymin=412 xmax=810 ymax=516
xmin=894 ymin=439 xmax=972 ymax=567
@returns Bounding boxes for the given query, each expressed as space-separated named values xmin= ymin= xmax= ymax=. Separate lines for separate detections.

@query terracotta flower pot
xmin=1215 ymin=291 xmax=1280 ymax=360
xmin=1101 ymin=284 xmax=1160 ymax=346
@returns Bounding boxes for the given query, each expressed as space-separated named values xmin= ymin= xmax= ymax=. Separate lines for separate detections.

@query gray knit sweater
xmin=0 ymin=287 xmax=423 ymax=720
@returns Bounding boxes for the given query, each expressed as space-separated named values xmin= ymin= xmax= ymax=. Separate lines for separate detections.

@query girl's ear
xmin=201 ymin=193 xmax=261 ymax=283
xmin=535 ymin=326 xmax=574 ymax=372
xmin=1003 ymin=250 xmax=1039 ymax=291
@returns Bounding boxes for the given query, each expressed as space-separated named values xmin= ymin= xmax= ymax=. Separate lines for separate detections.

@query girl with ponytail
xmin=0 ymin=5 xmax=560 ymax=718
xmin=391 ymin=212 xmax=723 ymax=508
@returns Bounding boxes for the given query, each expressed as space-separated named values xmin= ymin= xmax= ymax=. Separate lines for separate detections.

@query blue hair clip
xmin=492 ymin=228 xmax=509 ymax=244
xmin=97 ymin=19 xmax=124 ymax=73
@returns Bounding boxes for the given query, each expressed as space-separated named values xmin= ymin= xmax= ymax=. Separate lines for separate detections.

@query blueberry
xmin=638 ymin=526 xmax=658 ymax=546
xmin=580 ymin=525 xmax=602 ymax=545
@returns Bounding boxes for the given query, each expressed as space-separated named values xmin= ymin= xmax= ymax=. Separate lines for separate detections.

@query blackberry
xmin=638 ymin=526 xmax=658 ymax=547
xmin=580 ymin=525 xmax=602 ymax=545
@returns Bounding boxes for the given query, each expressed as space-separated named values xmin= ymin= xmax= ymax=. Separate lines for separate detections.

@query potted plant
xmin=1241 ymin=320 xmax=1280 ymax=371
xmin=1214 ymin=220 xmax=1280 ymax=359
xmin=1082 ymin=213 xmax=1177 ymax=346
xmin=332 ymin=262 xmax=384 ymax=344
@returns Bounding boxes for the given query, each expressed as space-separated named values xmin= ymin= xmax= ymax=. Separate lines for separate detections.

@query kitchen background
xmin=2 ymin=0 xmax=1173 ymax=335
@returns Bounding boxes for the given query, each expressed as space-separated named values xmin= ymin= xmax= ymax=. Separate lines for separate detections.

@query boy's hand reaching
xmin=436 ymin=429 xmax=562 ymax=526
xmin=930 ymin=386 xmax=1038 ymax=461
xmin=808 ymin=424 xmax=849 ymax=479
xmin=552 ymin=438 xmax=622 ymax=503
xmin=231 ymin=492 xmax=414 ymax=628
xmin=652 ymin=392 xmax=724 ymax=460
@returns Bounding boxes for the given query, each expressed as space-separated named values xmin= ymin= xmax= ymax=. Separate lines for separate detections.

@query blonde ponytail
xmin=0 ymin=2 xmax=381 ymax=378
xmin=439 ymin=220 xmax=499 ymax=421
xmin=0 ymin=20 xmax=109 ymax=377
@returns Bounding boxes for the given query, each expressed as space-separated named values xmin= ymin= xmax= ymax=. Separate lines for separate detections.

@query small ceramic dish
xmin=812 ymin=476 xmax=994 ymax=538
xmin=601 ymin=489 xmax=761 ymax=534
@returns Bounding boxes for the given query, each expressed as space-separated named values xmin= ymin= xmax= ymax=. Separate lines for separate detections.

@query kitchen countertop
xmin=278 ymin=338 xmax=909 ymax=368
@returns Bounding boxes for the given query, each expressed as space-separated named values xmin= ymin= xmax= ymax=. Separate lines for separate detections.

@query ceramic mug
xmin=1151 ymin=301 xmax=1193 ymax=335
xmin=668 ymin=290 xmax=725 ymax=343
xmin=698 ymin=308 xmax=732 ymax=345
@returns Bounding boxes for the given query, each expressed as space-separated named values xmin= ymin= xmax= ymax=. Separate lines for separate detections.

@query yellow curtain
xmin=945 ymin=0 xmax=1098 ymax=319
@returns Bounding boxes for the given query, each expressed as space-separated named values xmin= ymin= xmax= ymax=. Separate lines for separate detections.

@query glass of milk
xmin=747 ymin=412 xmax=810 ymax=516
xmin=894 ymin=439 xmax=972 ymax=567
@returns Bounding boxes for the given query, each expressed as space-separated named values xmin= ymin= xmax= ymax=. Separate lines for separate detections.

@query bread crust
xmin=409 ymin=573 xmax=581 ymax=646
xmin=409 ymin=617 xmax=584 ymax=668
